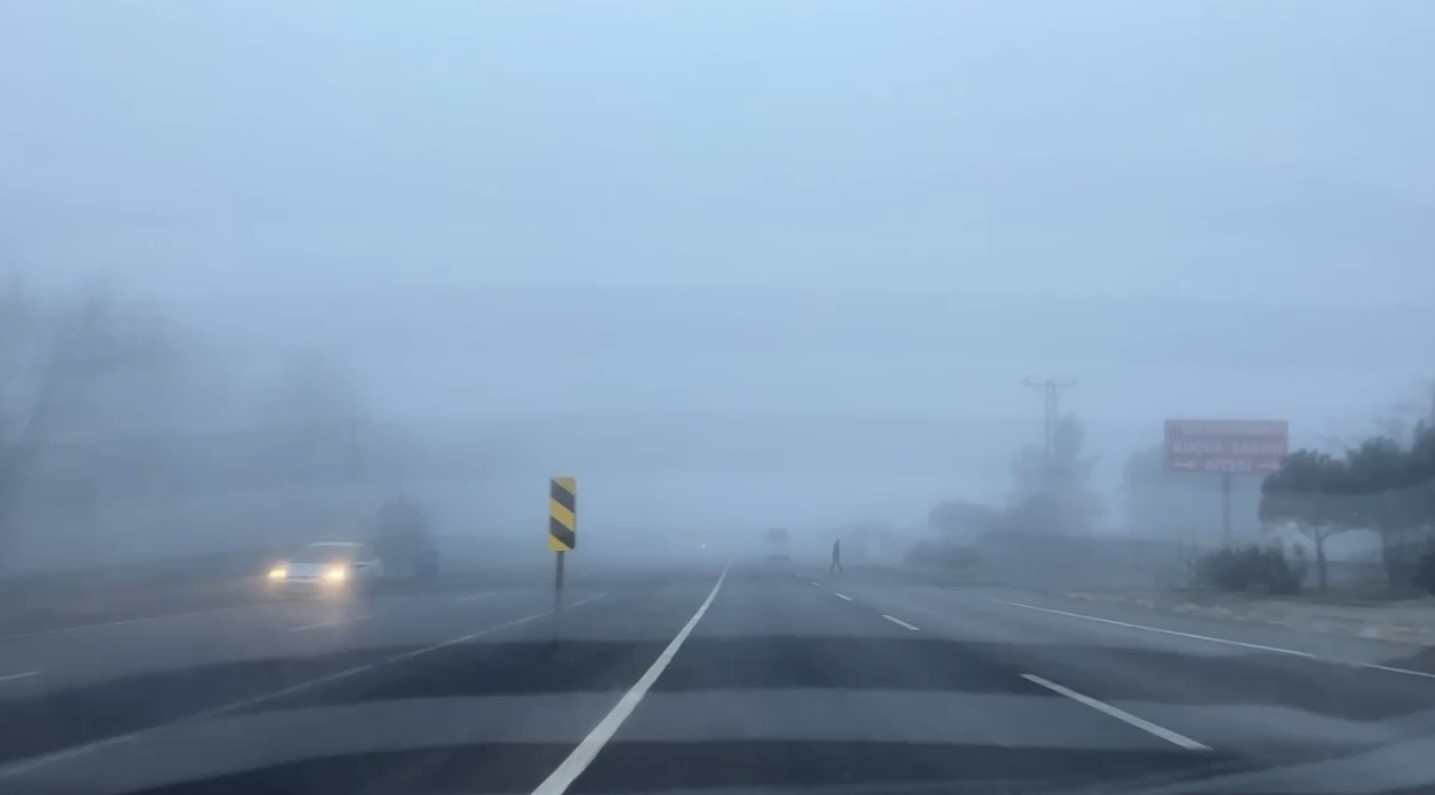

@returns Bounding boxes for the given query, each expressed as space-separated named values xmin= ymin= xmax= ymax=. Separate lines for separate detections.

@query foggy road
xmin=4 ymin=563 xmax=1435 ymax=794
xmin=8 ymin=1 xmax=1435 ymax=792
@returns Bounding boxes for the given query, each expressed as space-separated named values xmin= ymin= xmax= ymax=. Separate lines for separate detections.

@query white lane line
xmin=1021 ymin=673 xmax=1211 ymax=751
xmin=882 ymin=614 xmax=920 ymax=631
xmin=0 ymin=732 xmax=136 ymax=774
xmin=0 ymin=671 xmax=38 ymax=683
xmin=990 ymin=599 xmax=1316 ymax=658
xmin=456 ymin=591 xmax=495 ymax=603
xmin=1362 ymin=662 xmax=1435 ymax=680
xmin=0 ymin=602 xmax=263 ymax=642
xmin=0 ymin=659 xmax=374 ymax=778
xmin=810 ymin=581 xmax=822 ymax=587
xmin=202 ymin=664 xmax=375 ymax=713
xmin=0 ymin=599 xmax=606 ymax=778
xmin=289 ymin=614 xmax=373 ymax=632
xmin=368 ymin=611 xmax=551 ymax=665
xmin=835 ymin=593 xmax=853 ymax=602
xmin=568 ymin=593 xmax=606 ymax=608
xmin=994 ymin=598 xmax=1435 ymax=682
xmin=530 ymin=565 xmax=729 ymax=795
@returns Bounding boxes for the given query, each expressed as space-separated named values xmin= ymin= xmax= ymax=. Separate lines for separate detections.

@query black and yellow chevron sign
xmin=548 ymin=476 xmax=577 ymax=552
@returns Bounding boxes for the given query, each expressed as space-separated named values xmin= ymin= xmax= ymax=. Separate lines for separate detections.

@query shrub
xmin=1412 ymin=550 xmax=1435 ymax=596
xmin=1250 ymin=545 xmax=1305 ymax=595
xmin=1194 ymin=544 xmax=1303 ymax=595
xmin=1194 ymin=548 xmax=1246 ymax=591
xmin=906 ymin=540 xmax=981 ymax=571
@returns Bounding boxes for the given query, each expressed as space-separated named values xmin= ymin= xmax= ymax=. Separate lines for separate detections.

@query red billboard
xmin=1164 ymin=419 xmax=1289 ymax=474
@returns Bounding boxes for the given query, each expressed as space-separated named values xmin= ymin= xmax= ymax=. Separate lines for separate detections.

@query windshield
xmin=2 ymin=3 xmax=1433 ymax=795
xmin=289 ymin=545 xmax=358 ymax=565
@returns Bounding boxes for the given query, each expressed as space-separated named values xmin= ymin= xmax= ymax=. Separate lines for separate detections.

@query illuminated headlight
xmin=323 ymin=566 xmax=348 ymax=583
xmin=268 ymin=567 xmax=287 ymax=580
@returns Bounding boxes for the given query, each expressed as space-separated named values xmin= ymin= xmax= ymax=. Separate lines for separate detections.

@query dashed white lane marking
xmin=530 ymin=565 xmax=729 ymax=795
xmin=1021 ymin=673 xmax=1211 ymax=751
xmin=990 ymin=599 xmax=1315 ymax=658
xmin=882 ymin=614 xmax=920 ymax=631
xmin=0 ymin=671 xmax=38 ymax=683
xmin=810 ymin=581 xmax=821 ymax=587
xmin=0 ymin=596 xmax=612 ymax=779
xmin=289 ymin=614 xmax=373 ymax=632
xmin=456 ymin=591 xmax=495 ymax=603
xmin=835 ymin=593 xmax=853 ymax=602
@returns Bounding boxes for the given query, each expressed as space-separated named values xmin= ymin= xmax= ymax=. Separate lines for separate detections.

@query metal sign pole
xmin=548 ymin=476 xmax=576 ymax=639
xmin=555 ymin=552 xmax=565 ymax=606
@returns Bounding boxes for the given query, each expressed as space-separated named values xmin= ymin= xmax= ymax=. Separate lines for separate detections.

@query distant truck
xmin=766 ymin=527 xmax=792 ymax=562
xmin=370 ymin=497 xmax=438 ymax=580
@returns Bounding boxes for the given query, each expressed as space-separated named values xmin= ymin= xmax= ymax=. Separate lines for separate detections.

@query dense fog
xmin=3 ymin=2 xmax=1433 ymax=580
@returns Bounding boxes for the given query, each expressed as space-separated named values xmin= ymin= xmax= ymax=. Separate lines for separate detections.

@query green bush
xmin=1194 ymin=545 xmax=1303 ymax=595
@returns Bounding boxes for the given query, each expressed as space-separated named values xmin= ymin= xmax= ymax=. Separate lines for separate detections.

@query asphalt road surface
xmin=6 ymin=560 xmax=1435 ymax=795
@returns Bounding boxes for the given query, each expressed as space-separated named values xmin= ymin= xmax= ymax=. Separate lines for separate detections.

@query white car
xmin=267 ymin=542 xmax=384 ymax=597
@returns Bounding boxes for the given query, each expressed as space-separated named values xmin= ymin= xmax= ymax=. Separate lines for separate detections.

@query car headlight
xmin=323 ymin=566 xmax=347 ymax=583
xmin=268 ymin=566 xmax=287 ymax=580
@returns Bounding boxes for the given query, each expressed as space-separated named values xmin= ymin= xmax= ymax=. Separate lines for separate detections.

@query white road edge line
xmin=0 ymin=602 xmax=265 ymax=642
xmin=989 ymin=598 xmax=1316 ymax=658
xmin=0 ymin=597 xmax=612 ymax=779
xmin=0 ymin=671 xmax=38 ymax=683
xmin=530 ymin=565 xmax=729 ymax=795
xmin=289 ymin=614 xmax=373 ymax=632
xmin=882 ymin=614 xmax=920 ymax=631
xmin=568 ymin=593 xmax=605 ymax=608
xmin=835 ymin=593 xmax=853 ymax=602
xmin=0 ymin=660 xmax=377 ymax=778
xmin=1362 ymin=662 xmax=1435 ymax=680
xmin=1022 ymin=673 xmax=1211 ymax=751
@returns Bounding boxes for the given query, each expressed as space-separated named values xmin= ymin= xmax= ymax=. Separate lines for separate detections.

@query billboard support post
xmin=1221 ymin=471 xmax=1233 ymax=548
xmin=1164 ymin=420 xmax=1289 ymax=548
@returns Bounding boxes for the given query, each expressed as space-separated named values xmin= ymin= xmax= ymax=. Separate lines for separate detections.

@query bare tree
xmin=261 ymin=350 xmax=366 ymax=484
xmin=0 ymin=282 xmax=168 ymax=556
xmin=1005 ymin=414 xmax=1104 ymax=534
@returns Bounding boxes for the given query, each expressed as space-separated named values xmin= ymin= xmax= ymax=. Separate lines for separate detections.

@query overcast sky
xmin=4 ymin=1 xmax=1433 ymax=528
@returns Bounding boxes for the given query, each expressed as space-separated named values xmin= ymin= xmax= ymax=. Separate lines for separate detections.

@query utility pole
xmin=347 ymin=416 xmax=364 ymax=482
xmin=1023 ymin=378 xmax=1078 ymax=465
